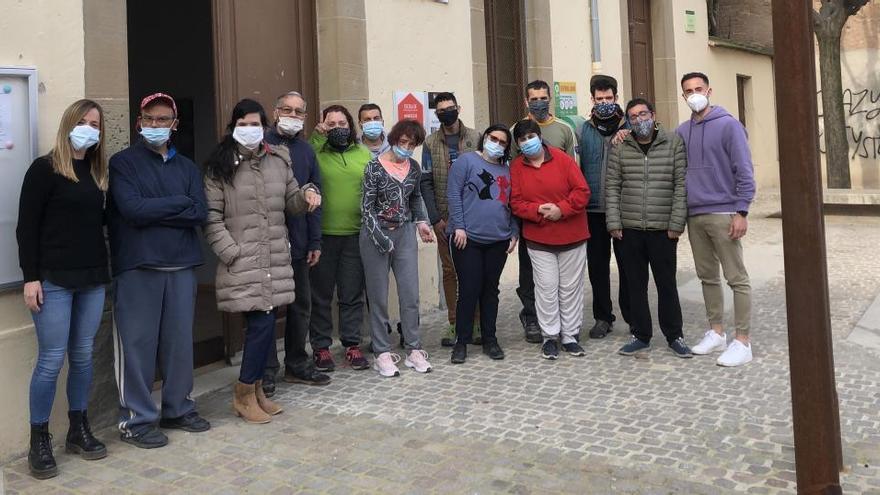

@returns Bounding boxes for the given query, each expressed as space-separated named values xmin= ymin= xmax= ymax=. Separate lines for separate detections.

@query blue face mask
xmin=361 ymin=121 xmax=384 ymax=140
xmin=483 ymin=139 xmax=505 ymax=160
xmin=519 ymin=136 xmax=543 ymax=157
xmin=140 ymin=126 xmax=172 ymax=146
xmin=392 ymin=145 xmax=413 ymax=160
xmin=69 ymin=125 xmax=100 ymax=151
xmin=593 ymin=102 xmax=619 ymax=120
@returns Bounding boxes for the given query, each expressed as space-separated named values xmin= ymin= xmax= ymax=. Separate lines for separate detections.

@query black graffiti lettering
xmin=817 ymin=88 xmax=880 ymax=159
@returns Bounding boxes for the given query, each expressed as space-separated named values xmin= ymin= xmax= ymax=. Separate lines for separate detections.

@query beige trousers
xmin=687 ymin=214 xmax=751 ymax=335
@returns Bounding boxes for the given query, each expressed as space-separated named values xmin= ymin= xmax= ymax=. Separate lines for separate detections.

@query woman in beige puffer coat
xmin=203 ymin=99 xmax=321 ymax=424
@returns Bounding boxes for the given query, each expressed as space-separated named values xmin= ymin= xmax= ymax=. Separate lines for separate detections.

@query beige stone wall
xmin=817 ymin=4 xmax=880 ymax=188
xmin=547 ymin=0 xmax=593 ymax=114
xmin=654 ymin=0 xmax=780 ymax=189
xmin=0 ymin=0 xmax=87 ymax=461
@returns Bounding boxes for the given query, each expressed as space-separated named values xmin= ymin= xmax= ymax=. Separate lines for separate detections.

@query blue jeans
xmin=29 ymin=281 xmax=106 ymax=424
xmin=240 ymin=310 xmax=277 ymax=384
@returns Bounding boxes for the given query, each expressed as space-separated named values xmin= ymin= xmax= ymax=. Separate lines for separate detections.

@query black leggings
xmin=450 ymin=239 xmax=510 ymax=345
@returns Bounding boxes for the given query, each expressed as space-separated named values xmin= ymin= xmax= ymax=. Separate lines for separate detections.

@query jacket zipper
xmin=642 ymin=150 xmax=648 ymax=230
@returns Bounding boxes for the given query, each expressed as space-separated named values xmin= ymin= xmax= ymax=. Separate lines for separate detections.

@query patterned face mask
xmin=632 ymin=118 xmax=655 ymax=140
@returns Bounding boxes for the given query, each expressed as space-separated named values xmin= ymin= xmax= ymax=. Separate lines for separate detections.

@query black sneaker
xmin=283 ymin=367 xmax=331 ymax=386
xmin=482 ymin=342 xmax=505 ymax=360
xmin=562 ymin=342 xmax=586 ymax=357
xmin=618 ymin=336 xmax=651 ymax=356
xmin=261 ymin=374 xmax=276 ymax=397
xmin=121 ymin=427 xmax=168 ymax=449
xmin=668 ymin=337 xmax=694 ymax=358
xmin=588 ymin=320 xmax=612 ymax=339
xmin=541 ymin=340 xmax=559 ymax=360
xmin=521 ymin=315 xmax=542 ymax=344
xmin=451 ymin=342 xmax=467 ymax=364
xmin=159 ymin=411 xmax=211 ymax=433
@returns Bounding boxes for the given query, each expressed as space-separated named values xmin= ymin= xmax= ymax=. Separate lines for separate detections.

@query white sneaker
xmin=692 ymin=330 xmax=727 ymax=355
xmin=404 ymin=349 xmax=432 ymax=373
xmin=717 ymin=340 xmax=753 ymax=367
xmin=373 ymin=352 xmax=401 ymax=377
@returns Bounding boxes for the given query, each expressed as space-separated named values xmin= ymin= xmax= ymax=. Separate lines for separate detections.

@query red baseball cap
xmin=140 ymin=92 xmax=178 ymax=116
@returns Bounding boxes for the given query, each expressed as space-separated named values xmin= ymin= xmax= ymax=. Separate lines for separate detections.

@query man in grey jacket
xmin=606 ymin=98 xmax=692 ymax=358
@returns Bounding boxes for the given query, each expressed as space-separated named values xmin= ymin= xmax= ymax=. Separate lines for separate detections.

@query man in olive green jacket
xmin=605 ymin=98 xmax=692 ymax=359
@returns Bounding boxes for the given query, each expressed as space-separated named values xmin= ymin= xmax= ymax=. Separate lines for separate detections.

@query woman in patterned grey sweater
xmin=360 ymin=120 xmax=435 ymax=378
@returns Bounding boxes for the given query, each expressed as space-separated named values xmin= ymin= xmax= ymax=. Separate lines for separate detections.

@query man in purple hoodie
xmin=676 ymin=72 xmax=756 ymax=367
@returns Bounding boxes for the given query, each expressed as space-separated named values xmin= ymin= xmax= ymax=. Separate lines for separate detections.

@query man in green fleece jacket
xmin=307 ymin=105 xmax=373 ymax=373
xmin=606 ymin=98 xmax=692 ymax=359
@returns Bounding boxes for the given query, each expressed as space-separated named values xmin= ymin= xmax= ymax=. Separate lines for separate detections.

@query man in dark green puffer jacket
xmin=605 ymin=98 xmax=692 ymax=359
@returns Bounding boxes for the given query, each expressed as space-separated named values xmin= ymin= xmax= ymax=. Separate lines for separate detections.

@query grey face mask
xmin=632 ymin=119 xmax=655 ymax=140
xmin=528 ymin=100 xmax=551 ymax=121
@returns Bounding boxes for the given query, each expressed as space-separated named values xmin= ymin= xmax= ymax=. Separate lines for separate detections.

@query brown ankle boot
xmin=232 ymin=381 xmax=271 ymax=424
xmin=254 ymin=380 xmax=283 ymax=415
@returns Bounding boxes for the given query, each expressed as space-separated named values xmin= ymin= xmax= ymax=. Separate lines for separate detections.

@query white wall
xmin=0 ymin=0 xmax=86 ymax=460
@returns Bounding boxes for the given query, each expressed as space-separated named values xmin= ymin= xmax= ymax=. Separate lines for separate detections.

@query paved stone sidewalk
xmin=3 ymin=201 xmax=880 ymax=494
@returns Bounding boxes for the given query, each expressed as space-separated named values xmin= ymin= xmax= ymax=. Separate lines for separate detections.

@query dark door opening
xmin=127 ymin=0 xmax=224 ymax=368
xmin=485 ymin=0 xmax=526 ymax=127
xmin=628 ymin=0 xmax=655 ymax=102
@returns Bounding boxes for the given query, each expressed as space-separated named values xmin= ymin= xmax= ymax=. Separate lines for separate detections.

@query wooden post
xmin=770 ymin=1 xmax=843 ymax=493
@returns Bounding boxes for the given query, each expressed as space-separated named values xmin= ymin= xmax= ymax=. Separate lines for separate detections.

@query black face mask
xmin=437 ymin=109 xmax=459 ymax=127
xmin=591 ymin=104 xmax=624 ymax=137
xmin=327 ymin=127 xmax=351 ymax=150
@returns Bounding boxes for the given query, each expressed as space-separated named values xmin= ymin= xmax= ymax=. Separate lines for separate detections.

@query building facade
xmin=0 ymin=0 xmax=783 ymax=460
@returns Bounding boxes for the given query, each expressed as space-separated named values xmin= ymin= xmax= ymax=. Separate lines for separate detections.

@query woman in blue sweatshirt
xmin=446 ymin=125 xmax=519 ymax=364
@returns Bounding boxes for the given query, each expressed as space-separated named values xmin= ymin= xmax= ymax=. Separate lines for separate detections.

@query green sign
xmin=553 ymin=81 xmax=578 ymax=127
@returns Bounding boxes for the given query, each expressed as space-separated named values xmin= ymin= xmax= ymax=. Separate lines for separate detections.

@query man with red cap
xmin=108 ymin=93 xmax=210 ymax=449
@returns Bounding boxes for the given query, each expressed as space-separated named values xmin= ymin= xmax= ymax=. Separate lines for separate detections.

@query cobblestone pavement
xmin=4 ymin=200 xmax=880 ymax=494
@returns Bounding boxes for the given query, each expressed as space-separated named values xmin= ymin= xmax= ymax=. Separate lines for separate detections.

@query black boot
xmin=29 ymin=423 xmax=57 ymax=479
xmin=66 ymin=410 xmax=107 ymax=460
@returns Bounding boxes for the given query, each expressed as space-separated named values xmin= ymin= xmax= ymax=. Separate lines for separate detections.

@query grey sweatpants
xmin=112 ymin=268 xmax=197 ymax=436
xmin=360 ymin=223 xmax=421 ymax=354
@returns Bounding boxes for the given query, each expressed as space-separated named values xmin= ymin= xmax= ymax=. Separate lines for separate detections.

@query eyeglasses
xmin=141 ymin=115 xmax=175 ymax=127
xmin=277 ymin=106 xmax=307 ymax=117
xmin=627 ymin=111 xmax=653 ymax=123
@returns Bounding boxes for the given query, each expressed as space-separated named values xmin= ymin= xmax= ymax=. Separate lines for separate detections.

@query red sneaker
xmin=313 ymin=348 xmax=335 ymax=372
xmin=345 ymin=346 xmax=370 ymax=370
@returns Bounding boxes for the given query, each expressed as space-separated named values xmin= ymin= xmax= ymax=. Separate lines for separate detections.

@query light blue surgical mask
xmin=483 ymin=139 xmax=505 ymax=160
xmin=362 ymin=121 xmax=384 ymax=140
xmin=140 ymin=126 xmax=172 ymax=146
xmin=520 ymin=136 xmax=543 ymax=157
xmin=392 ymin=145 xmax=413 ymax=160
xmin=69 ymin=125 xmax=100 ymax=151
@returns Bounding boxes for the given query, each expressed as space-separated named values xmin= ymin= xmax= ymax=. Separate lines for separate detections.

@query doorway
xmin=127 ymin=0 xmax=224 ymax=368
xmin=628 ymin=0 xmax=655 ymax=102
xmin=485 ymin=0 xmax=527 ymax=127
xmin=127 ymin=0 xmax=320 ymax=367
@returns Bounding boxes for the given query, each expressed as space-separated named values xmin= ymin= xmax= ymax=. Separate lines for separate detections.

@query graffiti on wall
xmin=818 ymin=87 xmax=880 ymax=160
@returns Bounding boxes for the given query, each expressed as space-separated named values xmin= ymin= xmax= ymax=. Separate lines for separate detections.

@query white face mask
xmin=277 ymin=117 xmax=304 ymax=137
xmin=233 ymin=126 xmax=264 ymax=149
xmin=686 ymin=93 xmax=709 ymax=113
xmin=69 ymin=125 xmax=100 ymax=151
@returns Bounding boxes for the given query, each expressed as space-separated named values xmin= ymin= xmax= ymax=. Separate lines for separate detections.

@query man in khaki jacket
xmin=606 ymin=98 xmax=692 ymax=359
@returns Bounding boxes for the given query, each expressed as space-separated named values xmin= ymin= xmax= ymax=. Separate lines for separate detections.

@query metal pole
xmin=770 ymin=1 xmax=843 ymax=494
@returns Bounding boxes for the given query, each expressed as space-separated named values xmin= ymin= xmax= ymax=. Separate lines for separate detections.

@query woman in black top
xmin=16 ymin=99 xmax=111 ymax=479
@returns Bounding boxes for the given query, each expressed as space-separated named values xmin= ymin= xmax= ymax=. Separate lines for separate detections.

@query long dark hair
xmin=477 ymin=124 xmax=513 ymax=164
xmin=204 ymin=98 xmax=268 ymax=184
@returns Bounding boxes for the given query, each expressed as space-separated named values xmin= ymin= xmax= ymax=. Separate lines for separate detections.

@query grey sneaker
xmin=588 ymin=320 xmax=612 ymax=339
xmin=668 ymin=337 xmax=694 ymax=358
xmin=618 ymin=336 xmax=651 ymax=356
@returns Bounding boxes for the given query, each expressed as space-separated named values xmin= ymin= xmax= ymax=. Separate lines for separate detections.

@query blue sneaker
xmin=541 ymin=340 xmax=559 ymax=360
xmin=668 ymin=337 xmax=694 ymax=358
xmin=618 ymin=336 xmax=651 ymax=356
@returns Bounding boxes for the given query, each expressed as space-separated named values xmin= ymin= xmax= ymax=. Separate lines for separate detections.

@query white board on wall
xmin=0 ymin=67 xmax=38 ymax=289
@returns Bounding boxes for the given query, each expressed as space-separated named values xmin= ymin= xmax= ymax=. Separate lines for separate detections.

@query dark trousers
xmin=266 ymin=257 xmax=312 ymax=377
xmin=309 ymin=234 xmax=365 ymax=349
xmin=587 ymin=212 xmax=631 ymax=325
xmin=616 ymin=229 xmax=683 ymax=344
xmin=240 ymin=310 xmax=277 ymax=384
xmin=516 ymin=229 xmax=537 ymax=324
xmin=113 ymin=268 xmax=196 ymax=436
xmin=450 ymin=239 xmax=509 ymax=345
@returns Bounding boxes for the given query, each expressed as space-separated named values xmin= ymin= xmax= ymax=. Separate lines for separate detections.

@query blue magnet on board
xmin=2 ymin=85 xmax=11 ymax=94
